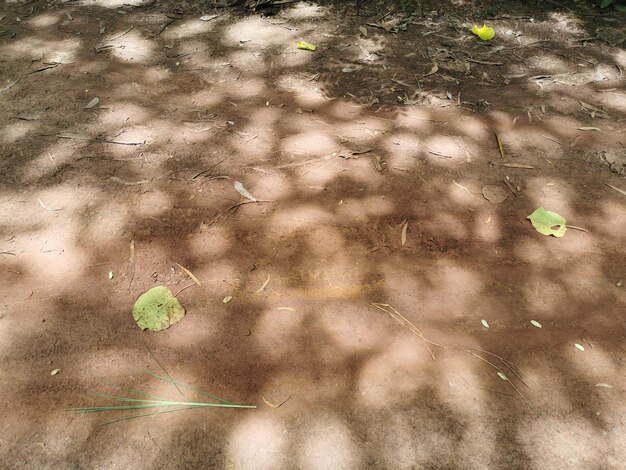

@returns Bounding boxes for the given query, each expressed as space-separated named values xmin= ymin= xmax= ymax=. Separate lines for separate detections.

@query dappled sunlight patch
xmin=453 ymin=114 xmax=490 ymax=141
xmin=547 ymin=11 xmax=585 ymax=36
xmin=568 ymin=343 xmax=623 ymax=391
xmin=374 ymin=408 xmax=467 ymax=468
xmin=297 ymin=414 xmax=363 ymax=470
xmin=133 ymin=118 xmax=178 ymax=146
xmin=326 ymin=100 xmax=361 ymax=121
xmin=489 ymin=110 xmax=516 ymax=129
xmin=521 ymin=277 xmax=567 ymax=316
xmin=192 ymin=261 xmax=239 ymax=295
xmin=273 ymin=48 xmax=316 ymax=69
xmin=17 ymin=224 xmax=87 ymax=286
xmin=434 ymin=354 xmax=487 ymax=415
xmin=422 ymin=212 xmax=469 ymax=240
xmin=299 ymin=253 xmax=364 ymax=299
xmin=515 ymin=232 xmax=555 ymax=261
xmin=161 ymin=19 xmax=216 ymax=41
xmin=35 ymin=184 xmax=95 ymax=214
xmin=291 ymin=85 xmax=335 ymax=108
xmin=79 ymin=0 xmax=148 ymax=8
xmin=280 ymin=130 xmax=338 ymax=157
xmin=227 ymin=77 xmax=268 ymax=100
xmin=84 ymin=200 xmax=130 ymax=241
xmin=110 ymin=32 xmax=156 ymax=63
xmin=357 ymin=336 xmax=434 ymax=406
xmin=526 ymin=52 xmax=570 ymax=75
xmin=394 ymin=108 xmax=436 ymax=132
xmin=424 ymin=135 xmax=465 ymax=161
xmin=0 ymin=121 xmax=37 ymax=144
xmin=596 ymin=89 xmax=626 ymax=115
xmin=336 ymin=195 xmax=395 ymax=223
xmin=586 ymin=201 xmax=626 ymax=241
xmin=504 ymin=127 xmax=565 ymax=157
xmin=98 ymin=102 xmax=151 ymax=128
xmin=185 ymin=89 xmax=228 ymax=109
xmin=26 ymin=12 xmax=61 ymax=29
xmin=448 ymin=179 xmax=484 ymax=207
xmin=473 ymin=209 xmax=503 ymax=243
xmin=0 ymin=198 xmax=40 ymax=231
xmin=247 ymin=106 xmax=283 ymax=131
xmin=550 ymin=230 xmax=600 ymax=255
xmin=102 ymin=78 xmax=155 ymax=102
xmin=187 ymin=226 xmax=231 ymax=258
xmin=247 ymin=172 xmax=290 ymax=201
xmin=72 ymin=349 xmax=147 ymax=378
xmin=2 ymin=36 xmax=81 ymax=61
xmin=132 ymin=189 xmax=172 ymax=219
xmin=519 ymin=415 xmax=617 ymax=469
xmin=142 ymin=66 xmax=171 ymax=83
xmin=381 ymin=262 xmax=484 ymax=318
xmin=226 ymin=413 xmax=287 ymax=468
xmin=75 ymin=59 xmax=109 ymax=75
xmin=103 ymin=125 xmax=153 ymax=147
xmin=226 ymin=50 xmax=270 ymax=75
xmin=318 ymin=300 xmax=387 ymax=352
xmin=382 ymin=132 xmax=420 ymax=159
xmin=303 ymin=225 xmax=346 ymax=257
xmin=272 ymin=204 xmax=334 ymax=232
xmin=254 ymin=306 xmax=307 ymax=359
xmin=610 ymin=48 xmax=626 ymax=71
xmin=283 ymin=2 xmax=329 ymax=20
xmin=224 ymin=17 xmax=295 ymax=47
xmin=525 ymin=176 xmax=575 ymax=215
xmin=293 ymin=158 xmax=348 ymax=187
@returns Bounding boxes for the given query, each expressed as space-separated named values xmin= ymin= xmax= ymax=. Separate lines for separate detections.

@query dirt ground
xmin=0 ymin=0 xmax=625 ymax=468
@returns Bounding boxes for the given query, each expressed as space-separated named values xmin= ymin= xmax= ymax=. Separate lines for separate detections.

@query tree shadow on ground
xmin=0 ymin=0 xmax=624 ymax=469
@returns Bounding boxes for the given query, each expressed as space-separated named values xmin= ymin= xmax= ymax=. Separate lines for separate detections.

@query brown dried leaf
xmin=482 ymin=185 xmax=509 ymax=204
xmin=400 ymin=220 xmax=408 ymax=246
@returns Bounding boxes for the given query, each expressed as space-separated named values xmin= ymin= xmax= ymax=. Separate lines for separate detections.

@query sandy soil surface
xmin=0 ymin=0 xmax=625 ymax=468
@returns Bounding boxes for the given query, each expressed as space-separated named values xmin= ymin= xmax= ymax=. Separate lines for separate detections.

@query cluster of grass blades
xmin=65 ymin=370 xmax=256 ymax=426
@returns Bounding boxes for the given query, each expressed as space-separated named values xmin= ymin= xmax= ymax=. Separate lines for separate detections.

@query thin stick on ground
xmin=175 ymin=262 xmax=202 ymax=286
xmin=371 ymin=303 xmax=540 ymax=416
xmin=371 ymin=303 xmax=439 ymax=360
xmin=565 ymin=225 xmax=588 ymax=233
xmin=206 ymin=200 xmax=273 ymax=228
xmin=143 ymin=341 xmax=186 ymax=399
xmin=470 ymin=353 xmax=541 ymax=418
xmin=173 ymin=282 xmax=196 ymax=298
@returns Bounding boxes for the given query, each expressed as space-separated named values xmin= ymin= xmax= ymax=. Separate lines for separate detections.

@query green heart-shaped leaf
xmin=527 ymin=207 xmax=567 ymax=237
xmin=132 ymin=286 xmax=185 ymax=331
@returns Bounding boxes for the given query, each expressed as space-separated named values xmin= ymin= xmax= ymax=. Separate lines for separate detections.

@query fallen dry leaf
xmin=482 ymin=185 xmax=509 ymax=203
xmin=400 ymin=219 xmax=408 ymax=246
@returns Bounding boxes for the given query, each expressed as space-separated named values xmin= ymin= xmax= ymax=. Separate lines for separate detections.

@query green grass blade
xmin=92 ymin=393 xmax=169 ymax=403
xmin=97 ymin=378 xmax=165 ymax=401
xmin=143 ymin=370 xmax=234 ymax=405
xmin=98 ymin=406 xmax=201 ymax=426
xmin=66 ymin=401 xmax=256 ymax=414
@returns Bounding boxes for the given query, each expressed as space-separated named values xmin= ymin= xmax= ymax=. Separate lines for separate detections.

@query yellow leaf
xmin=471 ymin=24 xmax=495 ymax=41
xmin=297 ymin=41 xmax=316 ymax=51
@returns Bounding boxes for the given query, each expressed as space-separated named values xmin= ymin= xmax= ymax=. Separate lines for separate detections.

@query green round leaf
xmin=132 ymin=286 xmax=185 ymax=331
xmin=527 ymin=207 xmax=567 ymax=237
